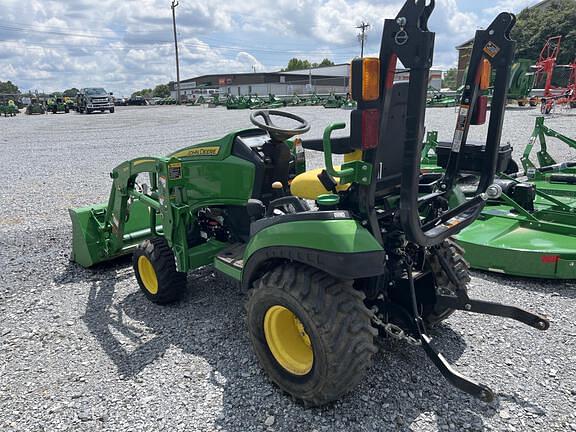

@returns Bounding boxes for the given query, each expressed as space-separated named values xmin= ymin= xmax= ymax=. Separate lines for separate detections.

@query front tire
xmin=133 ymin=237 xmax=187 ymax=304
xmin=245 ymin=263 xmax=377 ymax=406
xmin=109 ymin=107 xmax=115 ymax=113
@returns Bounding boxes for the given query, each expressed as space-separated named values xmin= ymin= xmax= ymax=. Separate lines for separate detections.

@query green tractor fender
xmin=240 ymin=215 xmax=386 ymax=290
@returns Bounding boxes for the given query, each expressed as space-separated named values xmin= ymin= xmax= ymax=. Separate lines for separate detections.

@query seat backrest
xmin=374 ymin=81 xmax=410 ymax=191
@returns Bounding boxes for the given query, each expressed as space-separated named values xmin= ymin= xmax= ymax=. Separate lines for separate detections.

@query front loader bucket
xmin=69 ymin=203 xmax=109 ymax=268
xmin=70 ymin=199 xmax=161 ymax=268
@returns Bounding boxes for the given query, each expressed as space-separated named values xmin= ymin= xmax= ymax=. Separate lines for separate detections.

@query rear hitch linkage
xmin=400 ymin=247 xmax=549 ymax=403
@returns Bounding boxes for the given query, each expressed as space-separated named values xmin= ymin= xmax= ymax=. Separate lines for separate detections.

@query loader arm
xmin=104 ymin=156 xmax=194 ymax=271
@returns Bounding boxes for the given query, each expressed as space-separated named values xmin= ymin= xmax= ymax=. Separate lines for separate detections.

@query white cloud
xmin=0 ymin=0 xmax=521 ymax=95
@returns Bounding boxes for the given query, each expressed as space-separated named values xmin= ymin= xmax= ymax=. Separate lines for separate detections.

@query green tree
xmin=153 ymin=84 xmax=170 ymax=98
xmin=442 ymin=68 xmax=458 ymax=90
xmin=131 ymin=88 xmax=153 ymax=98
xmin=512 ymin=0 xmax=576 ymax=65
xmin=283 ymin=58 xmax=312 ymax=71
xmin=316 ymin=58 xmax=335 ymax=68
xmin=0 ymin=80 xmax=19 ymax=94
xmin=282 ymin=58 xmax=335 ymax=71
xmin=63 ymin=88 xmax=79 ymax=97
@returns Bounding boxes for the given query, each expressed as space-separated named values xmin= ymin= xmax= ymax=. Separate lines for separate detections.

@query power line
xmin=171 ymin=0 xmax=181 ymax=104
xmin=0 ymin=23 xmax=361 ymax=54
xmin=356 ymin=21 xmax=370 ymax=58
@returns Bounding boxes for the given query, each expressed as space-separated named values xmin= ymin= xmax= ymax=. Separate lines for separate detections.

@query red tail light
xmin=471 ymin=95 xmax=488 ymax=125
xmin=541 ymin=255 xmax=559 ymax=264
xmin=361 ymin=109 xmax=380 ymax=150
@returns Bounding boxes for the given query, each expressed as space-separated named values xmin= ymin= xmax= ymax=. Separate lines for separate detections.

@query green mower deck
xmin=427 ymin=116 xmax=576 ymax=279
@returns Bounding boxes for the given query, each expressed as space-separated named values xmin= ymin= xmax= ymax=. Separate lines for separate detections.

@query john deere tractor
xmin=70 ymin=0 xmax=548 ymax=406
xmin=25 ymin=97 xmax=46 ymax=115
xmin=47 ymin=96 xmax=69 ymax=114
xmin=0 ymin=99 xmax=19 ymax=117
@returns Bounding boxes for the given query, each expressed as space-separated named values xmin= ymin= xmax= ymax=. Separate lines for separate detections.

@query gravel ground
xmin=1 ymin=105 xmax=576 ymax=432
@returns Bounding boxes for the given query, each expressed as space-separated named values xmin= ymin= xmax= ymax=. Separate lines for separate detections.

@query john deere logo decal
xmin=173 ymin=146 xmax=220 ymax=158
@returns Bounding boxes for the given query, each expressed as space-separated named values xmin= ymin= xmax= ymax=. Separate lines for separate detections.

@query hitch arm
xmin=420 ymin=334 xmax=494 ymax=402
xmin=436 ymin=296 xmax=550 ymax=330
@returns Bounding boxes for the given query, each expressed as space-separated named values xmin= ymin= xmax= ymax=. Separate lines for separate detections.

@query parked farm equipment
xmin=424 ymin=116 xmax=576 ymax=279
xmin=323 ymin=92 xmax=342 ymax=108
xmin=25 ymin=97 xmax=46 ymax=115
xmin=507 ymin=59 xmax=535 ymax=106
xmin=426 ymin=86 xmax=458 ymax=107
xmin=71 ymin=1 xmax=548 ymax=406
xmin=47 ymin=96 xmax=70 ymax=114
xmin=0 ymin=99 xmax=19 ymax=117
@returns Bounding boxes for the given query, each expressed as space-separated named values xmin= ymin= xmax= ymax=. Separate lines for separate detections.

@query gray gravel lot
xmin=1 ymin=105 xmax=576 ymax=432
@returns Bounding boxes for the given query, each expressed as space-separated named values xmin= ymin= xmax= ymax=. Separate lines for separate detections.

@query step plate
xmin=215 ymin=243 xmax=246 ymax=270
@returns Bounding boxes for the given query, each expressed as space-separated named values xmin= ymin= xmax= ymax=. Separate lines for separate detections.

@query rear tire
xmin=245 ymin=263 xmax=377 ymax=406
xmin=424 ymin=239 xmax=470 ymax=326
xmin=133 ymin=237 xmax=187 ymax=304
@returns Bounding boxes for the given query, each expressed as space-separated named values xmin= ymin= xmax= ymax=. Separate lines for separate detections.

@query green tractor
xmin=64 ymin=96 xmax=76 ymax=111
xmin=507 ymin=59 xmax=535 ymax=106
xmin=0 ymin=99 xmax=19 ymax=117
xmin=70 ymin=1 xmax=548 ymax=406
xmin=47 ymin=96 xmax=70 ymax=114
xmin=25 ymin=97 xmax=46 ymax=115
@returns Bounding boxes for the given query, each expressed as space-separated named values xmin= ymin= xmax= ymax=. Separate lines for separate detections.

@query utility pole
xmin=356 ymin=21 xmax=370 ymax=58
xmin=171 ymin=0 xmax=181 ymax=104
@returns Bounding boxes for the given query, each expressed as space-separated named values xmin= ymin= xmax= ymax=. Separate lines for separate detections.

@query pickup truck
xmin=76 ymin=88 xmax=115 ymax=114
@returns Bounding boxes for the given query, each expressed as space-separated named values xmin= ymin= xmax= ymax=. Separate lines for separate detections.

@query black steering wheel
xmin=250 ymin=110 xmax=310 ymax=142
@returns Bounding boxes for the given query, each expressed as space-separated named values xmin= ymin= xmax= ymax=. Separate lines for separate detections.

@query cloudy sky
xmin=0 ymin=0 xmax=537 ymax=96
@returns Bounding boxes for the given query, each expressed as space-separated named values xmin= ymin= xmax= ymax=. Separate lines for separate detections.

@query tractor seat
xmin=290 ymin=150 xmax=362 ymax=200
xmin=290 ymin=167 xmax=351 ymax=200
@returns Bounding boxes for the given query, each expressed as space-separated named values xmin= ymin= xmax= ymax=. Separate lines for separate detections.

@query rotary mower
xmin=286 ymin=93 xmax=304 ymax=106
xmin=259 ymin=94 xmax=284 ymax=109
xmin=71 ymin=0 xmax=548 ymax=406
xmin=226 ymin=95 xmax=251 ymax=110
xmin=323 ymin=92 xmax=343 ymax=108
xmin=422 ymin=116 xmax=576 ymax=278
xmin=451 ymin=117 xmax=576 ymax=278
xmin=426 ymin=86 xmax=458 ymax=107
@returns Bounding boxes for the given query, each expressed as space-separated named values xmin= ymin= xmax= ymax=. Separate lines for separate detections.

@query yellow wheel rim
xmin=138 ymin=255 xmax=158 ymax=295
xmin=264 ymin=305 xmax=313 ymax=375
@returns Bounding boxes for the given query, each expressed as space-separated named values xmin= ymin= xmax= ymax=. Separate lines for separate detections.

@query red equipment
xmin=563 ymin=60 xmax=576 ymax=108
xmin=534 ymin=36 xmax=562 ymax=97
xmin=530 ymin=36 xmax=561 ymax=113
xmin=530 ymin=36 xmax=576 ymax=112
